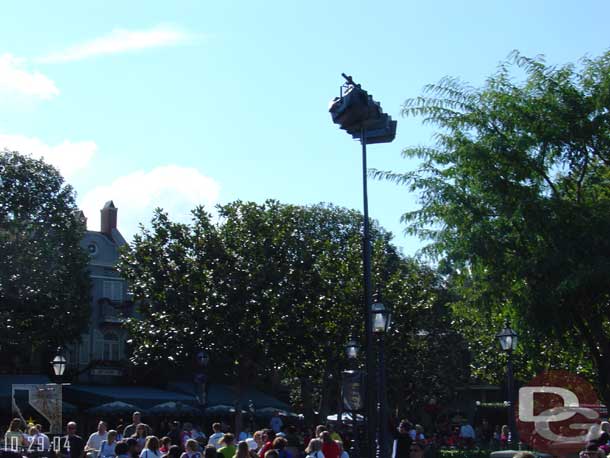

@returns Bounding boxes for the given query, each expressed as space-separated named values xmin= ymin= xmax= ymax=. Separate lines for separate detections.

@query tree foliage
xmin=0 ymin=151 xmax=90 ymax=369
xmin=373 ymin=51 xmax=610 ymax=401
xmin=118 ymin=200 xmax=468 ymax=414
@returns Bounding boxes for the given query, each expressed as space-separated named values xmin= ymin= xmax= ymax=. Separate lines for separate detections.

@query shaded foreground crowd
xmin=2 ymin=412 xmax=350 ymax=458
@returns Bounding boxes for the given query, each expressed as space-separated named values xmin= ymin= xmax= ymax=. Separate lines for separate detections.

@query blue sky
xmin=0 ymin=0 xmax=608 ymax=256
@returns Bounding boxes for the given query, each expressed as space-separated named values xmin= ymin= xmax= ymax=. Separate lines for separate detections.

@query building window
xmin=103 ymin=280 xmax=123 ymax=302
xmin=79 ymin=336 xmax=90 ymax=365
xmin=102 ymin=332 xmax=120 ymax=361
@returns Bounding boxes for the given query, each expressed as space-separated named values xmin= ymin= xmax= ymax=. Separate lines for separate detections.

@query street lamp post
xmin=496 ymin=319 xmax=519 ymax=448
xmin=371 ymin=299 xmax=391 ymax=458
xmin=329 ymin=74 xmax=396 ymax=458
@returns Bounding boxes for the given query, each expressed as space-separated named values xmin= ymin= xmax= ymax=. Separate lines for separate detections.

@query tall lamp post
xmin=496 ymin=319 xmax=519 ymax=448
xmin=46 ymin=347 xmax=67 ymax=434
xmin=329 ymin=74 xmax=397 ymax=458
xmin=371 ymin=299 xmax=391 ymax=458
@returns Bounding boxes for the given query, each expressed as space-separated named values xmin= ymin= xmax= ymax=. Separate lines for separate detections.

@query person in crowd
xmin=165 ymin=445 xmax=182 ymax=458
xmin=126 ymin=438 xmax=140 ymax=458
xmin=99 ymin=430 xmax=118 ymax=458
xmin=499 ymin=425 xmax=509 ymax=449
xmin=203 ymin=446 xmax=217 ymax=458
xmin=86 ymin=421 xmax=109 ymax=456
xmin=124 ymin=413 xmax=144 ymax=439
xmin=304 ymin=438 xmax=324 ymax=458
xmin=251 ymin=432 xmax=263 ymax=452
xmin=598 ymin=421 xmax=610 ymax=453
xmin=132 ymin=424 xmax=149 ymax=451
xmin=579 ymin=441 xmax=606 ymax=458
xmin=409 ymin=425 xmax=425 ymax=443
xmin=269 ymin=413 xmax=283 ymax=435
xmin=116 ymin=441 xmax=131 ymax=458
xmin=234 ymin=441 xmax=255 ymax=458
xmin=116 ymin=421 xmax=125 ymax=441
xmin=208 ymin=423 xmax=224 ymax=449
xmin=192 ymin=425 xmax=207 ymax=447
xmin=180 ymin=423 xmax=194 ymax=449
xmin=263 ymin=452 xmax=279 ymax=458
xmin=245 ymin=438 xmax=259 ymax=456
xmin=336 ymin=441 xmax=348 ymax=458
xmin=180 ymin=439 xmax=202 ymax=458
xmin=140 ymin=436 xmax=163 ymax=458
xmin=217 ymin=434 xmax=236 ymax=458
xmin=60 ymin=421 xmax=86 ymax=458
xmin=28 ymin=424 xmax=50 ymax=451
xmin=160 ymin=437 xmax=172 ymax=454
xmin=257 ymin=430 xmax=276 ymax=458
xmin=459 ymin=421 xmax=475 ymax=449
xmin=320 ymin=432 xmax=339 ymax=458
xmin=4 ymin=418 xmax=26 ymax=449
xmin=167 ymin=422 xmax=182 ymax=450
xmin=392 ymin=420 xmax=413 ymax=458
xmin=272 ymin=437 xmax=291 ymax=458
xmin=314 ymin=426 xmax=326 ymax=439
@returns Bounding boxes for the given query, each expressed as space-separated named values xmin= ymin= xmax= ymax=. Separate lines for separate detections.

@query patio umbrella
xmin=147 ymin=402 xmax=201 ymax=416
xmin=326 ymin=412 xmax=364 ymax=423
xmin=204 ymin=404 xmax=245 ymax=415
xmin=86 ymin=401 xmax=141 ymax=415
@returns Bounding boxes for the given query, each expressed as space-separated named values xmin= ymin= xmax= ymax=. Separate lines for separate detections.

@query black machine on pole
xmin=329 ymin=75 xmax=396 ymax=458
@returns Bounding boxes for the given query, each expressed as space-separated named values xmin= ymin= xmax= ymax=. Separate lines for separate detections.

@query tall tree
xmin=374 ymin=51 xmax=610 ymax=401
xmin=0 ymin=151 xmax=91 ymax=370
xmin=119 ymin=200 xmax=466 ymax=414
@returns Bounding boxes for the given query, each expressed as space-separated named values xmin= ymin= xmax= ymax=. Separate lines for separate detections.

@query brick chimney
xmin=100 ymin=201 xmax=118 ymax=235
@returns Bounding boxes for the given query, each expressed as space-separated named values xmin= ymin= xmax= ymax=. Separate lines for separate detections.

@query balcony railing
xmin=98 ymin=299 xmax=134 ymax=324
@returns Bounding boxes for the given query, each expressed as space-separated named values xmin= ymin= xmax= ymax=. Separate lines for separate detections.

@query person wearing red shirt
xmin=320 ymin=432 xmax=340 ymax=458
xmin=258 ymin=430 xmax=276 ymax=458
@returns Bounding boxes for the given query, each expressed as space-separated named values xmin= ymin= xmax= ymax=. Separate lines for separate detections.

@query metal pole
xmin=378 ymin=335 xmax=389 ymax=458
xmin=507 ymin=352 xmax=518 ymax=448
xmin=361 ymin=127 xmax=376 ymax=458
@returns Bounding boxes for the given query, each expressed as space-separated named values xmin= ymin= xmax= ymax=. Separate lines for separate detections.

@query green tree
xmin=374 ymin=51 xmax=610 ymax=401
xmin=0 ymin=151 xmax=91 ymax=370
xmin=119 ymin=200 xmax=466 ymax=415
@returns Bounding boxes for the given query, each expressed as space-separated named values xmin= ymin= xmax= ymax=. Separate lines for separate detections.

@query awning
xmin=168 ymin=382 xmax=290 ymax=411
xmin=64 ymin=384 xmax=197 ymax=410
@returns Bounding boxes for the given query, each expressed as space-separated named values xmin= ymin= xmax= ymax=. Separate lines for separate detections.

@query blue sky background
xmin=0 ymin=0 xmax=608 ymax=256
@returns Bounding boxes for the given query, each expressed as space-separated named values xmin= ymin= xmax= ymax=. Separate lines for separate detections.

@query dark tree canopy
xmin=374 ymin=51 xmax=610 ymax=401
xmin=118 ymin=200 xmax=468 ymax=415
xmin=0 ymin=151 xmax=91 ymax=370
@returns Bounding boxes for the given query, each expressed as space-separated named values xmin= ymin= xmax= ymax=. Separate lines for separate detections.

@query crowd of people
xmin=7 ymin=411 xmax=610 ymax=458
xmin=2 ymin=412 xmax=351 ymax=458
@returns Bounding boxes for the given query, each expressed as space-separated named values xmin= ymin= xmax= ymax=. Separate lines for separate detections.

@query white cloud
xmin=0 ymin=54 xmax=59 ymax=99
xmin=39 ymin=25 xmax=193 ymax=63
xmin=0 ymin=134 xmax=96 ymax=179
xmin=79 ymin=165 xmax=221 ymax=240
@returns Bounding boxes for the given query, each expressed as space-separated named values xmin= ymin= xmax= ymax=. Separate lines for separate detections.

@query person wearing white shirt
xmin=139 ymin=436 xmax=163 ymax=458
xmin=28 ymin=425 xmax=50 ymax=451
xmin=207 ymin=423 xmax=224 ymax=449
xmin=86 ymin=421 xmax=109 ymax=457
